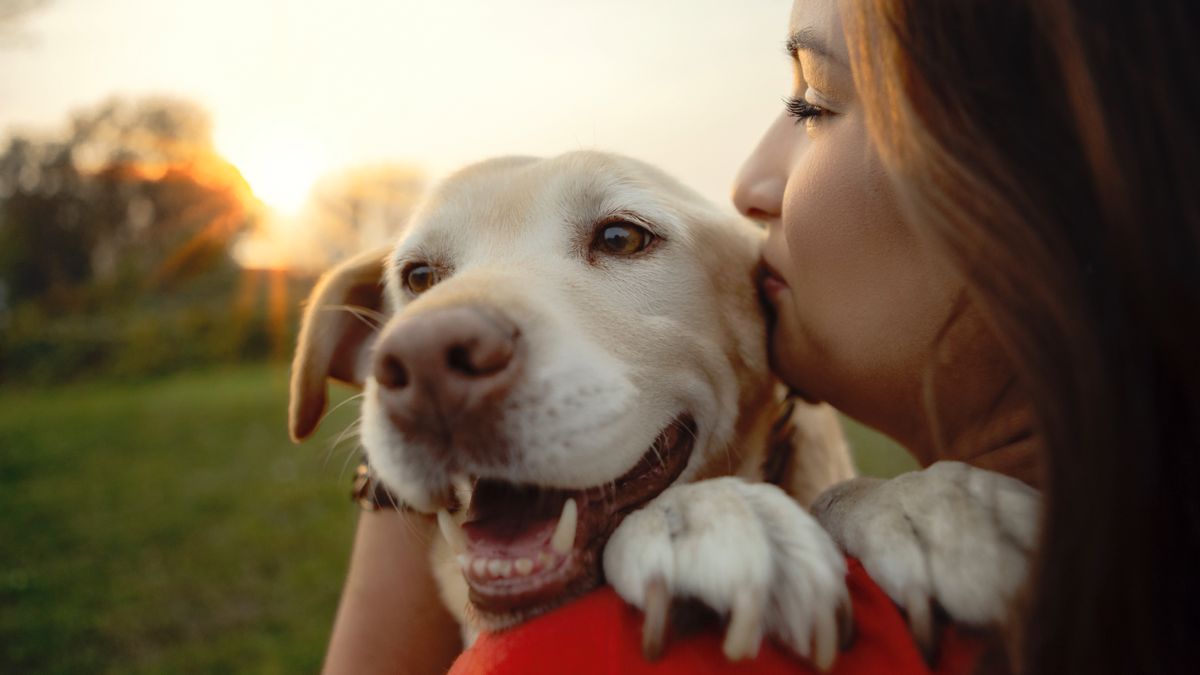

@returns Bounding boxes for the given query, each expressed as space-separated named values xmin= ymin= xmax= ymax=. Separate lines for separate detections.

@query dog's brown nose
xmin=373 ymin=306 xmax=521 ymax=435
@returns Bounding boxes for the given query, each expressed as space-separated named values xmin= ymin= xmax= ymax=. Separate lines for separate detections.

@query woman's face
xmin=733 ymin=0 xmax=963 ymax=448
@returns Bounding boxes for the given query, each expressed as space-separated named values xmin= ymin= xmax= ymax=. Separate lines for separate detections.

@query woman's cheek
xmin=778 ymin=118 xmax=881 ymax=350
xmin=774 ymin=113 xmax=952 ymax=407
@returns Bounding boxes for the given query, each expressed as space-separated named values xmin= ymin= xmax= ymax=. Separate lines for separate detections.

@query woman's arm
xmin=322 ymin=510 xmax=463 ymax=675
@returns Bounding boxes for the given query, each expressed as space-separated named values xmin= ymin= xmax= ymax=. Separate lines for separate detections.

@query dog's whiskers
xmin=680 ymin=422 xmax=711 ymax=470
xmin=396 ymin=507 xmax=439 ymax=547
xmin=599 ymin=479 xmax=620 ymax=511
xmin=310 ymin=412 xmax=362 ymax=479
xmin=322 ymin=303 xmax=386 ymax=331
xmin=337 ymin=442 xmax=365 ymax=479
xmin=332 ymin=416 xmax=364 ymax=451
xmin=320 ymin=416 xmax=363 ymax=474
xmin=681 ymin=422 xmax=700 ymax=443
xmin=648 ymin=442 xmax=666 ymax=470
xmin=314 ymin=393 xmax=367 ymax=466
xmin=325 ymin=392 xmax=366 ymax=417
xmin=712 ymin=436 xmax=734 ymax=475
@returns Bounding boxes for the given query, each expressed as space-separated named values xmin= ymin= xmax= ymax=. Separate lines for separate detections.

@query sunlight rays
xmin=221 ymin=133 xmax=325 ymax=217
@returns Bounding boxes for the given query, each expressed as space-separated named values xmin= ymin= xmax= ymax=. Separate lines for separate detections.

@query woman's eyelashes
xmin=784 ymin=93 xmax=833 ymax=126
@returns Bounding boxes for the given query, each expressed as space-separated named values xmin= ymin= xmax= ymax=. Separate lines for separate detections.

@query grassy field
xmin=0 ymin=365 xmax=363 ymax=674
xmin=0 ymin=364 xmax=913 ymax=673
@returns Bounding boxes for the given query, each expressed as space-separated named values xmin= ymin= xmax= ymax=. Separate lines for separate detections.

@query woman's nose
xmin=733 ymin=113 xmax=793 ymax=220
xmin=733 ymin=170 xmax=786 ymax=220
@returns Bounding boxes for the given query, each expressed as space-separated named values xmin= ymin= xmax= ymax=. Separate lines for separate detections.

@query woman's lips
xmin=759 ymin=260 xmax=789 ymax=300
xmin=762 ymin=273 xmax=788 ymax=299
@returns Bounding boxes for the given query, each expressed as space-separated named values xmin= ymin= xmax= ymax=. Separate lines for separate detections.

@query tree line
xmin=0 ymin=96 xmax=423 ymax=384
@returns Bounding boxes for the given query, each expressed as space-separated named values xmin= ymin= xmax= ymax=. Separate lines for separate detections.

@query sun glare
xmin=227 ymin=135 xmax=325 ymax=215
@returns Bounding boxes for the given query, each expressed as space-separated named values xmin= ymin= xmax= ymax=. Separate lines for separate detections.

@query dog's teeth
xmin=538 ymin=552 xmax=554 ymax=568
xmin=472 ymin=557 xmax=488 ymax=576
xmin=487 ymin=559 xmax=504 ymax=577
xmin=456 ymin=554 xmax=470 ymax=570
xmin=437 ymin=509 xmax=466 ymax=553
xmin=498 ymin=560 xmax=514 ymax=577
xmin=550 ymin=498 xmax=578 ymax=555
xmin=451 ymin=474 xmax=473 ymax=508
xmin=514 ymin=558 xmax=534 ymax=575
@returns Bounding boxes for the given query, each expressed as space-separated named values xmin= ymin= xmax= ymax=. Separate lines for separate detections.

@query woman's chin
xmin=767 ymin=330 xmax=822 ymax=403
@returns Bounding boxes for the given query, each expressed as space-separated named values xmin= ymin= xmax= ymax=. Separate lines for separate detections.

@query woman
xmin=324 ymin=0 xmax=1200 ymax=672
xmin=738 ymin=0 xmax=1198 ymax=671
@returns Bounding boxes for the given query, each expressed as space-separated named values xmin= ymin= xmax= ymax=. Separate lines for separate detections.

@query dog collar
xmin=351 ymin=462 xmax=407 ymax=512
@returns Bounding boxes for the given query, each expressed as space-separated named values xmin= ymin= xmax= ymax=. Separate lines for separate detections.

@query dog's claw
xmin=641 ymin=576 xmax=670 ymax=660
xmin=837 ymin=597 xmax=856 ymax=651
xmin=813 ymin=462 xmax=1040 ymax=660
xmin=722 ymin=588 xmax=765 ymax=661
xmin=812 ymin=600 xmax=838 ymax=671
xmin=607 ymin=479 xmax=849 ymax=668
xmin=904 ymin=588 xmax=936 ymax=662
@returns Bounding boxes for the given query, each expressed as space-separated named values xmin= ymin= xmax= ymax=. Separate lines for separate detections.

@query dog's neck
xmin=762 ymin=396 xmax=802 ymax=487
xmin=695 ymin=385 xmax=855 ymax=508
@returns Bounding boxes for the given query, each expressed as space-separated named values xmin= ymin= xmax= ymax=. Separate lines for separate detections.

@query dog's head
xmin=290 ymin=151 xmax=774 ymax=624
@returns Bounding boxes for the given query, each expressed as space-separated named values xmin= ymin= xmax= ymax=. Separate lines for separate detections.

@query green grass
xmin=0 ymin=364 xmax=915 ymax=673
xmin=0 ymin=365 xmax=362 ymax=674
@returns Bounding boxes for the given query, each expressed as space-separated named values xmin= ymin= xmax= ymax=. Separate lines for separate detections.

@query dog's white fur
xmin=606 ymin=477 xmax=851 ymax=665
xmin=290 ymin=150 xmax=1038 ymax=663
xmin=811 ymin=461 xmax=1041 ymax=653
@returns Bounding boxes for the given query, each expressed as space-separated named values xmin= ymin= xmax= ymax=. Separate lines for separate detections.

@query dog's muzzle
xmin=372 ymin=304 xmax=522 ymax=461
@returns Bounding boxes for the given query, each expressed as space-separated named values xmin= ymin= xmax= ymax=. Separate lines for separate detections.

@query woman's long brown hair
xmin=846 ymin=0 xmax=1200 ymax=672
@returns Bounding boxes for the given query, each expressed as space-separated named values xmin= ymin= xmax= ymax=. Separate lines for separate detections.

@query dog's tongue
xmin=462 ymin=480 xmax=577 ymax=555
xmin=452 ymin=480 xmax=587 ymax=603
xmin=462 ymin=516 xmax=559 ymax=556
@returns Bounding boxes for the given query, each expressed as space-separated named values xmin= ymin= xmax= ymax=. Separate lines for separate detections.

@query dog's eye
xmin=595 ymin=221 xmax=653 ymax=256
xmin=403 ymin=264 xmax=439 ymax=294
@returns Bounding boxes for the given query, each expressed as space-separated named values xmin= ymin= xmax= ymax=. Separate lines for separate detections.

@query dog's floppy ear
xmin=289 ymin=246 xmax=390 ymax=442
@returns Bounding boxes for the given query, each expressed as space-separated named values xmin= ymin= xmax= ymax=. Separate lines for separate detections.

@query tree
xmin=0 ymin=96 xmax=256 ymax=306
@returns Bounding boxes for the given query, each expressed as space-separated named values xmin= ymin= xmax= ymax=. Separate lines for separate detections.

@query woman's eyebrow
xmin=784 ymin=28 xmax=846 ymax=67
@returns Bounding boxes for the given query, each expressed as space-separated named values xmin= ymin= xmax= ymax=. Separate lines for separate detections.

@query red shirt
xmin=450 ymin=559 xmax=984 ymax=675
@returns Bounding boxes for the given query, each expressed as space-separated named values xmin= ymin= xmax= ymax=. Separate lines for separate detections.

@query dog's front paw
xmin=811 ymin=461 xmax=1040 ymax=654
xmin=603 ymin=477 xmax=851 ymax=668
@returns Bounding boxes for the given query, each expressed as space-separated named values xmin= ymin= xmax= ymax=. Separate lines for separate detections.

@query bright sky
xmin=1 ymin=0 xmax=793 ymax=253
xmin=1 ymin=0 xmax=793 ymax=195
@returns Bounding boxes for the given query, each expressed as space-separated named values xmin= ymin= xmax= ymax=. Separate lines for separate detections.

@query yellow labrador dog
xmin=290 ymin=151 xmax=855 ymax=664
xmin=289 ymin=151 xmax=1039 ymax=666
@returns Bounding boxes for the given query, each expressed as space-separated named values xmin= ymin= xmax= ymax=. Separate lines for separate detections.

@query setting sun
xmin=226 ymin=134 xmax=325 ymax=215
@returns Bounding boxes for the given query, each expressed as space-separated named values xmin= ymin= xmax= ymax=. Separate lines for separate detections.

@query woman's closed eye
xmin=783 ymin=89 xmax=835 ymax=127
xmin=784 ymin=96 xmax=828 ymax=122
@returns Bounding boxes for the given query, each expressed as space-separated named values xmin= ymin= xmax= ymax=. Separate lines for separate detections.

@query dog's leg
xmin=604 ymin=477 xmax=851 ymax=669
xmin=810 ymin=461 xmax=1041 ymax=655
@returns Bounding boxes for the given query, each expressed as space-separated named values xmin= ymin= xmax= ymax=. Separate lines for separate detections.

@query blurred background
xmin=0 ymin=0 xmax=914 ymax=672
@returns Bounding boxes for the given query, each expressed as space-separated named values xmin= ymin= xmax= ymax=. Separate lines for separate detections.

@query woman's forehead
xmin=788 ymin=0 xmax=849 ymax=60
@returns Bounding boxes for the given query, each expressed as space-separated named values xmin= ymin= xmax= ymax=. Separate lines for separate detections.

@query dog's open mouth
xmin=438 ymin=416 xmax=696 ymax=621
